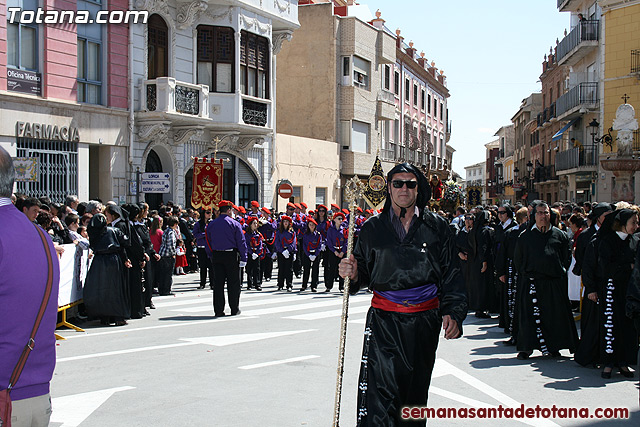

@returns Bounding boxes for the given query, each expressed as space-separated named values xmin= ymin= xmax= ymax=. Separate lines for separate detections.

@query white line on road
xmin=60 ymin=314 xmax=255 ymax=340
xmin=50 ymin=386 xmax=135 ymax=427
xmin=172 ymin=294 xmax=318 ymax=312
xmin=243 ymin=298 xmax=370 ymax=316
xmin=57 ymin=330 xmax=317 ymax=362
xmin=153 ymin=289 xmax=287 ymax=307
xmin=283 ymin=305 xmax=370 ymax=320
xmin=238 ymin=355 xmax=321 ymax=370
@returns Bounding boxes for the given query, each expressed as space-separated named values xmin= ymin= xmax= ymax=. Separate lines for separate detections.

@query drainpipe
xmin=128 ymin=0 xmax=135 ymax=169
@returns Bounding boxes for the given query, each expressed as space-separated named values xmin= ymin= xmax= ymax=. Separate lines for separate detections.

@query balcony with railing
xmin=634 ymin=129 xmax=640 ymax=152
xmin=377 ymin=90 xmax=396 ymax=120
xmin=632 ymin=50 xmax=640 ymax=74
xmin=142 ymin=77 xmax=208 ymax=118
xmin=556 ymin=146 xmax=599 ymax=172
xmin=533 ymin=165 xmax=558 ymax=183
xmin=557 ymin=20 xmax=599 ymax=66
xmin=556 ymin=82 xmax=598 ymax=119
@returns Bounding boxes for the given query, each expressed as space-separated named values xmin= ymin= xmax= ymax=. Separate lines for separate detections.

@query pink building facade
xmin=380 ymin=30 xmax=451 ymax=181
xmin=0 ymin=0 xmax=130 ymax=202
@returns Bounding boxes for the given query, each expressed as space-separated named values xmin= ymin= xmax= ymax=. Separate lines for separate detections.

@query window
xmin=77 ymin=0 xmax=103 ymax=104
xmin=240 ymin=30 xmax=269 ymax=98
xmin=353 ymin=56 xmax=369 ymax=89
xmin=383 ymin=65 xmax=390 ymax=91
xmin=413 ymin=83 xmax=418 ymax=107
xmin=351 ymin=120 xmax=369 ymax=153
xmin=316 ymin=187 xmax=326 ymax=206
xmin=427 ymin=94 xmax=431 ymax=114
xmin=342 ymin=56 xmax=350 ymax=85
xmin=421 ymin=89 xmax=425 ymax=111
xmin=394 ymin=70 xmax=399 ymax=96
xmin=292 ymin=186 xmax=302 ymax=204
xmin=394 ymin=119 xmax=399 ymax=144
xmin=433 ymin=98 xmax=438 ymax=118
xmin=147 ymin=14 xmax=168 ymax=79
xmin=405 ymin=78 xmax=410 ymax=102
xmin=439 ymin=102 xmax=443 ymax=120
xmin=197 ymin=26 xmax=235 ymax=93
xmin=433 ymin=135 xmax=438 ymax=155
xmin=7 ymin=0 xmax=38 ymax=71
xmin=383 ymin=120 xmax=391 ymax=147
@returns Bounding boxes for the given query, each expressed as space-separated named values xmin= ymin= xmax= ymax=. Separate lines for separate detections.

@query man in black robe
xmin=513 ymin=202 xmax=578 ymax=359
xmin=339 ymin=163 xmax=467 ymax=426
xmin=493 ymin=205 xmax=516 ymax=329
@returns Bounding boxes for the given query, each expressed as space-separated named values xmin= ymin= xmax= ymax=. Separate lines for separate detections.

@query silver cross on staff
xmin=333 ymin=176 xmax=366 ymax=427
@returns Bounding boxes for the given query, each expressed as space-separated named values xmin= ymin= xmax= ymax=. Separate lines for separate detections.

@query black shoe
xmin=325 ymin=288 xmax=331 ymax=292
xmin=503 ymin=337 xmax=516 ymax=346
xmin=198 ymin=285 xmax=205 ymax=289
xmin=475 ymin=311 xmax=491 ymax=319
xmin=517 ymin=351 xmax=532 ymax=360
xmin=278 ymin=286 xmax=283 ymax=291
xmin=287 ymin=287 xmax=292 ymax=292
xmin=619 ymin=367 xmax=634 ymax=378
xmin=300 ymin=286 xmax=307 ymax=292
xmin=215 ymin=313 xmax=226 ymax=318
xmin=601 ymin=369 xmax=612 ymax=379
xmin=256 ymin=286 xmax=262 ymax=291
xmin=231 ymin=309 xmax=241 ymax=316
xmin=159 ymin=292 xmax=175 ymax=296
xmin=149 ymin=302 xmax=156 ymax=309
xmin=311 ymin=288 xmax=317 ymax=293
xmin=144 ymin=309 xmax=151 ymax=316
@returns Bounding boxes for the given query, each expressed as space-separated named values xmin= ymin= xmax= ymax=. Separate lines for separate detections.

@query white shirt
xmin=501 ymin=218 xmax=513 ymax=229
xmin=532 ymin=223 xmax=552 ymax=233
xmin=0 ymin=197 xmax=13 ymax=207
xmin=616 ymin=231 xmax=629 ymax=240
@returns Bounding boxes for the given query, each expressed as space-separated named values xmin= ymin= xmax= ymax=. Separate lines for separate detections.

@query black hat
xmin=588 ymin=202 xmax=614 ymax=220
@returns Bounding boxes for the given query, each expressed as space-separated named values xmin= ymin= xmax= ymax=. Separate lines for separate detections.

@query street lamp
xmin=588 ymin=118 xmax=613 ymax=148
xmin=526 ymin=161 xmax=533 ymax=191
xmin=514 ymin=166 xmax=519 ymax=180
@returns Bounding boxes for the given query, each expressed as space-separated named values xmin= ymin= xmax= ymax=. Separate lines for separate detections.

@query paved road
xmin=50 ymin=271 xmax=639 ymax=426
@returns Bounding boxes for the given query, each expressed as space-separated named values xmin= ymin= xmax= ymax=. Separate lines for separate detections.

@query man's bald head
xmin=0 ymin=146 xmax=15 ymax=198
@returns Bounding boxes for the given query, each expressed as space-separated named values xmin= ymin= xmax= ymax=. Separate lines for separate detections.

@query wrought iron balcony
xmin=242 ymin=99 xmax=268 ymax=127
xmin=634 ymin=129 xmax=640 ymax=152
xmin=632 ymin=50 xmax=640 ymax=74
xmin=555 ymin=146 xmax=598 ymax=171
xmin=142 ymin=77 xmax=208 ymax=117
xmin=557 ymin=20 xmax=599 ymax=66
xmin=533 ymin=165 xmax=557 ymax=183
xmin=556 ymin=82 xmax=598 ymax=118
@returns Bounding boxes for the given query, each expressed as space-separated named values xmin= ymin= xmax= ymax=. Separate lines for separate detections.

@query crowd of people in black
xmin=7 ymin=192 xmax=640 ymax=379
xmin=450 ymin=199 xmax=640 ymax=379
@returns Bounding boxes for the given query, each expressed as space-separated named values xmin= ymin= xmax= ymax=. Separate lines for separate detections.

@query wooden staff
xmin=333 ymin=177 xmax=365 ymax=427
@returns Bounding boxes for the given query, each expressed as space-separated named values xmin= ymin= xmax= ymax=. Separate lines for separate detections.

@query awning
xmin=551 ymin=118 xmax=579 ymax=141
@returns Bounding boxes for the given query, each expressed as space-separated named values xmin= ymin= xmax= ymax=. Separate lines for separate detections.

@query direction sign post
xmin=141 ymin=172 xmax=171 ymax=194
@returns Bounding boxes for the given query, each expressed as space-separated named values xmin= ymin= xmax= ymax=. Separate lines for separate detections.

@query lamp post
xmin=526 ymin=160 xmax=533 ymax=192
xmin=588 ymin=118 xmax=614 ymax=148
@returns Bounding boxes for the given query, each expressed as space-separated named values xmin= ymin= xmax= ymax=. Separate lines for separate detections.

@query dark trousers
xmin=261 ymin=243 xmax=274 ymax=280
xmin=211 ymin=251 xmax=241 ymax=316
xmin=277 ymin=253 xmax=294 ymax=289
xmin=129 ymin=262 xmax=145 ymax=318
xmin=197 ymin=247 xmax=214 ymax=288
xmin=302 ymin=253 xmax=320 ymax=290
xmin=293 ymin=238 xmax=303 ymax=277
xmin=246 ymin=257 xmax=262 ymax=288
xmin=325 ymin=251 xmax=344 ymax=290
xmin=144 ymin=257 xmax=156 ymax=307
xmin=158 ymin=256 xmax=175 ymax=295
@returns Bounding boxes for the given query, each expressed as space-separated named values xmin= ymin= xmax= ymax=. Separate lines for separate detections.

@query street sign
xmin=278 ymin=182 xmax=293 ymax=199
xmin=141 ymin=172 xmax=171 ymax=193
xmin=512 ymin=183 xmax=523 ymax=189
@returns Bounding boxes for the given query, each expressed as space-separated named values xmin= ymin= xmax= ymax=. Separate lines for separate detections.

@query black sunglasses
xmin=391 ymin=180 xmax=418 ymax=189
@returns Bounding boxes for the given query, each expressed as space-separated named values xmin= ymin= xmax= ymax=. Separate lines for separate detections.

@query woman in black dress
xmin=582 ymin=208 xmax=639 ymax=378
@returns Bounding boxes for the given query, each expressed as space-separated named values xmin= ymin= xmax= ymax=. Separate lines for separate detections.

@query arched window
xmin=148 ymin=14 xmax=168 ymax=79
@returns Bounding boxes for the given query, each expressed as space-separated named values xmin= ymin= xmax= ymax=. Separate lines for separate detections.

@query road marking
xmin=60 ymin=314 xmax=255 ymax=340
xmin=432 ymin=359 xmax=559 ymax=427
xmin=153 ymin=290 xmax=278 ymax=307
xmin=238 ymin=355 xmax=320 ymax=370
xmin=284 ymin=305 xmax=370 ymax=320
xmin=57 ymin=330 xmax=317 ymax=362
xmin=49 ymin=386 xmax=135 ymax=427
xmin=179 ymin=329 xmax=317 ymax=346
xmin=243 ymin=298 xmax=370 ymax=316
xmin=172 ymin=294 xmax=317 ymax=312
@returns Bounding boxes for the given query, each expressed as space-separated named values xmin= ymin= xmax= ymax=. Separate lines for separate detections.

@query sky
xmin=353 ymin=0 xmax=570 ymax=178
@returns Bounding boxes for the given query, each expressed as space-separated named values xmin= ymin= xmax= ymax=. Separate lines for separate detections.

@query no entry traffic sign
xmin=278 ymin=182 xmax=293 ymax=199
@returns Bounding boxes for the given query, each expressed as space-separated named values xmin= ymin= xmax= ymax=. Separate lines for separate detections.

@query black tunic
xmin=495 ymin=224 xmax=522 ymax=336
xmin=580 ymin=232 xmax=638 ymax=366
xmin=84 ymin=227 xmax=130 ymax=319
xmin=514 ymin=226 xmax=578 ymax=354
xmin=351 ymin=210 xmax=467 ymax=426
xmin=626 ymin=241 xmax=640 ymax=335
